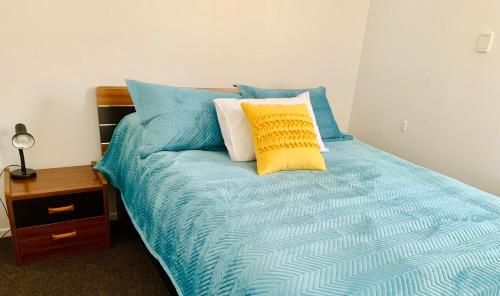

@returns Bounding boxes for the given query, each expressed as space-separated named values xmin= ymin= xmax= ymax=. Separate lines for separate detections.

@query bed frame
xmin=95 ymin=85 xmax=239 ymax=295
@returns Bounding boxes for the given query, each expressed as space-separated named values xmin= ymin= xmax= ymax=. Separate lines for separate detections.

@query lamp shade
xmin=10 ymin=123 xmax=37 ymax=179
xmin=12 ymin=123 xmax=35 ymax=150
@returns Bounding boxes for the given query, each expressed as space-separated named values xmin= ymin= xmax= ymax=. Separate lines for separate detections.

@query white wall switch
xmin=477 ymin=32 xmax=494 ymax=53
xmin=400 ymin=120 xmax=408 ymax=133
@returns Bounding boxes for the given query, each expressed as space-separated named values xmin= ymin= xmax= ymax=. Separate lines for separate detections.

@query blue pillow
xmin=127 ymin=80 xmax=242 ymax=156
xmin=237 ymin=84 xmax=352 ymax=141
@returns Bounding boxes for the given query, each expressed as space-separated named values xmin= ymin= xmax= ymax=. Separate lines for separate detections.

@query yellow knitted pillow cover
xmin=240 ymin=102 xmax=326 ymax=175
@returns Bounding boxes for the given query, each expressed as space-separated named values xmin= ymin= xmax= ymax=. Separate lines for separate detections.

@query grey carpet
xmin=0 ymin=224 xmax=172 ymax=296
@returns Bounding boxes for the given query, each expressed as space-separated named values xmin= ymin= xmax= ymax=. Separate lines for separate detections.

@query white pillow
xmin=214 ymin=92 xmax=329 ymax=162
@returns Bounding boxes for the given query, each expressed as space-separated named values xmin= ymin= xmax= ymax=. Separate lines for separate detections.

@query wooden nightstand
xmin=3 ymin=164 xmax=110 ymax=264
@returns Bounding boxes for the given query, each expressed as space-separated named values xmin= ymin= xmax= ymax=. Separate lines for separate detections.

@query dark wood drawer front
xmin=13 ymin=191 xmax=104 ymax=228
xmin=17 ymin=217 xmax=107 ymax=258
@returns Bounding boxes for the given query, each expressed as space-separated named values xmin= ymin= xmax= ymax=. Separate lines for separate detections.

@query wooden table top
xmin=5 ymin=165 xmax=106 ymax=200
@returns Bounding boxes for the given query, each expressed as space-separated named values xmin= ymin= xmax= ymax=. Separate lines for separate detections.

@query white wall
xmin=0 ymin=1 xmax=371 ymax=232
xmin=350 ymin=0 xmax=500 ymax=196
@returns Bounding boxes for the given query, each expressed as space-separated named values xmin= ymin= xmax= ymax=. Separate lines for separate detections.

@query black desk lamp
xmin=11 ymin=123 xmax=37 ymax=179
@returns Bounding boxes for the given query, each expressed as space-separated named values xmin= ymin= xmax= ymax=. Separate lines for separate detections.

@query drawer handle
xmin=48 ymin=204 xmax=75 ymax=214
xmin=51 ymin=231 xmax=77 ymax=240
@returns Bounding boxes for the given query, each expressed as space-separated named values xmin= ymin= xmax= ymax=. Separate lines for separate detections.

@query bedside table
xmin=3 ymin=164 xmax=110 ymax=264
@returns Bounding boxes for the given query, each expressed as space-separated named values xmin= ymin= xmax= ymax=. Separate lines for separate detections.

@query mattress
xmin=96 ymin=113 xmax=500 ymax=296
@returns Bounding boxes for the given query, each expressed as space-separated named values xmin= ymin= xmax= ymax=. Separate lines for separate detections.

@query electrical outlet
xmin=400 ymin=120 xmax=408 ymax=133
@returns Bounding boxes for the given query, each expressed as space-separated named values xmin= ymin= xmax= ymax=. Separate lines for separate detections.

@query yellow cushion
xmin=240 ymin=102 xmax=327 ymax=175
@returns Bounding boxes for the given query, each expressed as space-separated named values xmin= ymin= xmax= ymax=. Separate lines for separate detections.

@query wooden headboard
xmin=96 ymin=86 xmax=240 ymax=155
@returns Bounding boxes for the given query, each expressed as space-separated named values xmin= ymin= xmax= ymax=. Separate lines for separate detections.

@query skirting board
xmin=0 ymin=227 xmax=11 ymax=238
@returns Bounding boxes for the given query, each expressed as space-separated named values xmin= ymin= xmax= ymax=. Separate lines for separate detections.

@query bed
xmin=95 ymin=86 xmax=500 ymax=296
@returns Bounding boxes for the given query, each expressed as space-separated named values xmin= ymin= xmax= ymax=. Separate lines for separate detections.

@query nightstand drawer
xmin=13 ymin=191 xmax=104 ymax=228
xmin=17 ymin=217 xmax=107 ymax=258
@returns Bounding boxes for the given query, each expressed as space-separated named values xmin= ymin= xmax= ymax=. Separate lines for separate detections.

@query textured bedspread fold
xmin=97 ymin=114 xmax=500 ymax=296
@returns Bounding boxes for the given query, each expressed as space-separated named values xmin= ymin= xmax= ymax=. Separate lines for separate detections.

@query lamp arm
xmin=18 ymin=149 xmax=27 ymax=175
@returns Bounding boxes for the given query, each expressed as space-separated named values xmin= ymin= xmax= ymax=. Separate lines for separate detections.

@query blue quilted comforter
xmin=96 ymin=114 xmax=500 ymax=296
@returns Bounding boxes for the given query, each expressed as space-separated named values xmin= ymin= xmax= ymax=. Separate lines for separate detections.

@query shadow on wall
xmin=86 ymin=86 xmax=101 ymax=157
xmin=13 ymin=88 xmax=102 ymax=169
xmin=0 ymin=126 xmax=20 ymax=169
xmin=1 ymin=87 xmax=102 ymax=171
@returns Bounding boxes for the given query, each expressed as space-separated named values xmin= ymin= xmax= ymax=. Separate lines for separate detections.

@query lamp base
xmin=10 ymin=168 xmax=37 ymax=180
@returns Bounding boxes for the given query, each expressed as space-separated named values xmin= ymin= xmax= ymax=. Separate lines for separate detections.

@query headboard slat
xmin=96 ymin=86 xmax=239 ymax=155
xmin=98 ymin=106 xmax=136 ymax=124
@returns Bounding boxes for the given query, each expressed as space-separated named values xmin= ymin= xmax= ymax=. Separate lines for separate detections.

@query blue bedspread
xmin=97 ymin=114 xmax=500 ymax=296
